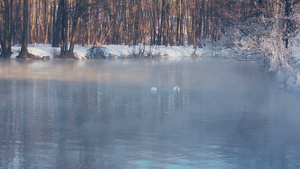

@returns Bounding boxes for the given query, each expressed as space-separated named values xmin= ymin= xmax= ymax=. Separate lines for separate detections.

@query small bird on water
xmin=151 ymin=87 xmax=158 ymax=93
xmin=173 ymin=85 xmax=180 ymax=92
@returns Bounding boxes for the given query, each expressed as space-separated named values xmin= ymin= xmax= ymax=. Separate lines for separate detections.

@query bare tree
xmin=18 ymin=0 xmax=30 ymax=58
xmin=0 ymin=0 xmax=12 ymax=58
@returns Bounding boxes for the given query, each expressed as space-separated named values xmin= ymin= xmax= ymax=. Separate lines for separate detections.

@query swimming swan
xmin=173 ymin=85 xmax=180 ymax=92
xmin=151 ymin=87 xmax=158 ymax=92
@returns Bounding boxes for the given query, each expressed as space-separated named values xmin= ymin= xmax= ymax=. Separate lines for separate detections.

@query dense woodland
xmin=0 ymin=0 xmax=299 ymax=58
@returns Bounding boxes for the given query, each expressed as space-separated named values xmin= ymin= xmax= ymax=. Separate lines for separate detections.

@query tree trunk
xmin=53 ymin=0 xmax=62 ymax=47
xmin=283 ymin=0 xmax=293 ymax=48
xmin=68 ymin=17 xmax=81 ymax=57
xmin=18 ymin=0 xmax=30 ymax=59
xmin=1 ymin=0 xmax=12 ymax=58
xmin=68 ymin=0 xmax=87 ymax=57
xmin=60 ymin=0 xmax=68 ymax=57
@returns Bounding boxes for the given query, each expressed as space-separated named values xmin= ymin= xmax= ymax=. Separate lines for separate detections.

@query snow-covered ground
xmin=10 ymin=44 xmax=203 ymax=60
xmin=11 ymin=44 xmax=60 ymax=59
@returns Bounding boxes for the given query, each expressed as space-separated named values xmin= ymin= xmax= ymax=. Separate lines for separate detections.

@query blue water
xmin=0 ymin=60 xmax=299 ymax=169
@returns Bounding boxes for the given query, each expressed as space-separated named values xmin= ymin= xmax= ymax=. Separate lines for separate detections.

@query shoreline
xmin=9 ymin=44 xmax=204 ymax=60
xmin=2 ymin=44 xmax=300 ymax=93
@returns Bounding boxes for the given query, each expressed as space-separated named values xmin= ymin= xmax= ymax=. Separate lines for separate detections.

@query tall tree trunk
xmin=68 ymin=0 xmax=88 ymax=57
xmin=283 ymin=0 xmax=293 ymax=48
xmin=1 ymin=0 xmax=12 ymax=58
xmin=53 ymin=0 xmax=62 ymax=47
xmin=68 ymin=17 xmax=81 ymax=57
xmin=60 ymin=0 xmax=68 ymax=57
xmin=30 ymin=0 xmax=36 ymax=44
xmin=18 ymin=0 xmax=30 ymax=58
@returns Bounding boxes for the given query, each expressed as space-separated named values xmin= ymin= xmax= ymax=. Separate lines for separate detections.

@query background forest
xmin=0 ymin=0 xmax=299 ymax=59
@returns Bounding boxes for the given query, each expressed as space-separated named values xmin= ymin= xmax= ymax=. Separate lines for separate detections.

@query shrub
xmin=86 ymin=46 xmax=107 ymax=59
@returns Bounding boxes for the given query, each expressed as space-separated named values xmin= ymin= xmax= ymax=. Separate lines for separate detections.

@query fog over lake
xmin=0 ymin=59 xmax=300 ymax=169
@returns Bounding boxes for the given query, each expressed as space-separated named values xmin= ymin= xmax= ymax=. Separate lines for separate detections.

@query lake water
xmin=0 ymin=59 xmax=299 ymax=169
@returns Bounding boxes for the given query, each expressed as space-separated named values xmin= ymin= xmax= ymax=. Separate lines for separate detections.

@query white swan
xmin=173 ymin=85 xmax=180 ymax=92
xmin=151 ymin=87 xmax=158 ymax=93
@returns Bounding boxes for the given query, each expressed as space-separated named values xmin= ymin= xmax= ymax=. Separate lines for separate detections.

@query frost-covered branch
xmin=234 ymin=15 xmax=293 ymax=72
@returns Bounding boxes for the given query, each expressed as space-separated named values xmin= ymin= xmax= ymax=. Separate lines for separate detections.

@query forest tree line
xmin=0 ymin=0 xmax=299 ymax=58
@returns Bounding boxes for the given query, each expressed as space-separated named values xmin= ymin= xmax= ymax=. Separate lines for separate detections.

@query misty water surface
xmin=0 ymin=59 xmax=300 ymax=169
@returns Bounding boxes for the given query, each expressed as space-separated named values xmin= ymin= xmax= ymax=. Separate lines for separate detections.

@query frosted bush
xmin=86 ymin=46 xmax=108 ymax=59
xmin=234 ymin=16 xmax=293 ymax=72
xmin=260 ymin=33 xmax=291 ymax=71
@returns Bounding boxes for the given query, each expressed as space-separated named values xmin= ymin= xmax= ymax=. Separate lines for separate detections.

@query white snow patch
xmin=11 ymin=47 xmax=21 ymax=59
xmin=74 ymin=46 xmax=89 ymax=60
xmin=9 ymin=44 xmax=203 ymax=60
xmin=28 ymin=47 xmax=51 ymax=58
xmin=11 ymin=45 xmax=56 ymax=59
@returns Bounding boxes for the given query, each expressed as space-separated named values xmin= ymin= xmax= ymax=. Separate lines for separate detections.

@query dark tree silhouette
xmin=18 ymin=0 xmax=30 ymax=59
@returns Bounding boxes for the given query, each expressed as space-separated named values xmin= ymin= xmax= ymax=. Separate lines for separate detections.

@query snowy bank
xmin=10 ymin=44 xmax=203 ymax=60
xmin=6 ymin=43 xmax=300 ymax=93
